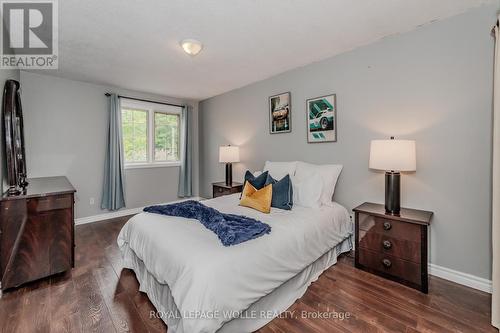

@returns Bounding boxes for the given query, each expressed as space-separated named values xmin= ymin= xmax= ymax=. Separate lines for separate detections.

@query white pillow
xmin=291 ymin=174 xmax=323 ymax=208
xmin=295 ymin=161 xmax=343 ymax=206
xmin=263 ymin=161 xmax=297 ymax=180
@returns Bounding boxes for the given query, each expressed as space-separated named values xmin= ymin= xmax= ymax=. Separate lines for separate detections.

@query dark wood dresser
xmin=353 ymin=202 xmax=433 ymax=293
xmin=212 ymin=182 xmax=243 ymax=198
xmin=0 ymin=176 xmax=75 ymax=291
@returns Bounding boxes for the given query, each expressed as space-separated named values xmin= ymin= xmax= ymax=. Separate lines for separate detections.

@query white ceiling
xmin=38 ymin=0 xmax=496 ymax=100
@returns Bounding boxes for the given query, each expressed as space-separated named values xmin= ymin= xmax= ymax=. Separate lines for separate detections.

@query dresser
xmin=0 ymin=176 xmax=76 ymax=290
xmin=212 ymin=182 xmax=243 ymax=198
xmin=353 ymin=202 xmax=433 ymax=293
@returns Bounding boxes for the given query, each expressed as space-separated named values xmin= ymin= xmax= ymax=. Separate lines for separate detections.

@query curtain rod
xmin=104 ymin=93 xmax=184 ymax=108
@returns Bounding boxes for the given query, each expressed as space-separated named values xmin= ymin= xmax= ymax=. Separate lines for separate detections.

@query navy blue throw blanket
xmin=143 ymin=200 xmax=271 ymax=246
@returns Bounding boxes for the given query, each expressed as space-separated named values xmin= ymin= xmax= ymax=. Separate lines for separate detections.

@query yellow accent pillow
xmin=239 ymin=182 xmax=272 ymax=214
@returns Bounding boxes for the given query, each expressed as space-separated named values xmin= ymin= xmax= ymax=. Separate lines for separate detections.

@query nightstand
xmin=353 ymin=202 xmax=433 ymax=293
xmin=212 ymin=182 xmax=243 ymax=198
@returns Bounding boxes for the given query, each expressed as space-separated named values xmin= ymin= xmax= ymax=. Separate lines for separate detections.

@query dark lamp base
xmin=385 ymin=171 xmax=401 ymax=215
xmin=225 ymin=163 xmax=233 ymax=186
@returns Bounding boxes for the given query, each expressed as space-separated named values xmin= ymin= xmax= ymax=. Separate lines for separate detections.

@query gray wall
xmin=199 ymin=5 xmax=498 ymax=279
xmin=20 ymin=71 xmax=199 ymax=218
xmin=0 ymin=69 xmax=20 ymax=194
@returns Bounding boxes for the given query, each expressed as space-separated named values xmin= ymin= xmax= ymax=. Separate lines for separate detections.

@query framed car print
xmin=306 ymin=94 xmax=337 ymax=143
xmin=269 ymin=92 xmax=291 ymax=134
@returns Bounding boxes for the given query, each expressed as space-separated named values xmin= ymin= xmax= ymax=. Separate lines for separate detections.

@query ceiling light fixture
xmin=180 ymin=39 xmax=203 ymax=56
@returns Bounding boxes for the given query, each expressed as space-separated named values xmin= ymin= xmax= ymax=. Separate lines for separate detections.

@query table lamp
xmin=369 ymin=137 xmax=416 ymax=215
xmin=219 ymin=145 xmax=240 ymax=186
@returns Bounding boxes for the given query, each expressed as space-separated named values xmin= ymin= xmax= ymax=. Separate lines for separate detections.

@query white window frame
xmin=121 ymin=98 xmax=182 ymax=169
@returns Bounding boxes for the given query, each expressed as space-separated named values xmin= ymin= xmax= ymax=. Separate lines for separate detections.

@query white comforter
xmin=117 ymin=194 xmax=352 ymax=333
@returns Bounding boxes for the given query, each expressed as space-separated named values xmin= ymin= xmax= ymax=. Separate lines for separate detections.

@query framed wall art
xmin=306 ymin=94 xmax=337 ymax=143
xmin=269 ymin=92 xmax=291 ymax=134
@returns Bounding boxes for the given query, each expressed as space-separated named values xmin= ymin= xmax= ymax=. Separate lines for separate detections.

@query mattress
xmin=117 ymin=194 xmax=353 ymax=333
xmin=121 ymin=236 xmax=352 ymax=333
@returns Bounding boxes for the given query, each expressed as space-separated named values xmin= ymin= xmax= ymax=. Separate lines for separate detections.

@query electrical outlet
xmin=89 ymin=197 xmax=95 ymax=205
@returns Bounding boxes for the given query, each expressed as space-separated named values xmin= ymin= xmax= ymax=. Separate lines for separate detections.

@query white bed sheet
xmin=121 ymin=236 xmax=352 ymax=333
xmin=117 ymin=194 xmax=352 ymax=333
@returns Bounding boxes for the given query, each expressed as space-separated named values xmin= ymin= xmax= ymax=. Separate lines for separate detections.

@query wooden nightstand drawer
xmin=215 ymin=187 xmax=232 ymax=196
xmin=358 ymin=231 xmax=420 ymax=263
xmin=359 ymin=214 xmax=420 ymax=242
xmin=212 ymin=182 xmax=243 ymax=198
xmin=358 ymin=248 xmax=421 ymax=285
xmin=354 ymin=202 xmax=432 ymax=293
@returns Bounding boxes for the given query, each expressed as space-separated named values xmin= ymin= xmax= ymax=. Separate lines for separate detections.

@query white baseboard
xmin=75 ymin=196 xmax=204 ymax=225
xmin=429 ymin=263 xmax=492 ymax=293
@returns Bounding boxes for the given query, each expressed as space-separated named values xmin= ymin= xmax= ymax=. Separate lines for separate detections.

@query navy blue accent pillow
xmin=240 ymin=171 xmax=269 ymax=198
xmin=265 ymin=174 xmax=293 ymax=210
xmin=243 ymin=170 xmax=268 ymax=189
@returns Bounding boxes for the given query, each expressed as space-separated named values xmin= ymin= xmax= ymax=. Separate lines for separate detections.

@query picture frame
xmin=306 ymin=94 xmax=337 ymax=143
xmin=269 ymin=92 xmax=291 ymax=134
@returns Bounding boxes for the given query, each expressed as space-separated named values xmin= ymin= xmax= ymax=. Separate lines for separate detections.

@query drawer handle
xmin=218 ymin=188 xmax=223 ymax=192
xmin=382 ymin=259 xmax=392 ymax=268
xmin=383 ymin=221 xmax=392 ymax=230
xmin=382 ymin=240 xmax=392 ymax=250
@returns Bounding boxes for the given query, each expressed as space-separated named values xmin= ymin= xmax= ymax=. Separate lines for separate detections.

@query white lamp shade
xmin=369 ymin=139 xmax=416 ymax=172
xmin=219 ymin=146 xmax=240 ymax=163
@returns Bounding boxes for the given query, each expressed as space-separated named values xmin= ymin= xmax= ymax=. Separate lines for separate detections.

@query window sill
xmin=125 ymin=162 xmax=181 ymax=170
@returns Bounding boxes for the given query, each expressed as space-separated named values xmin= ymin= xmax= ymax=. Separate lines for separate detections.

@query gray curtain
xmin=178 ymin=105 xmax=192 ymax=197
xmin=101 ymin=94 xmax=126 ymax=210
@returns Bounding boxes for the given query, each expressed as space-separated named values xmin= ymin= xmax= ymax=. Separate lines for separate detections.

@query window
xmin=121 ymin=99 xmax=182 ymax=168
xmin=122 ymin=108 xmax=148 ymax=163
xmin=154 ymin=112 xmax=180 ymax=162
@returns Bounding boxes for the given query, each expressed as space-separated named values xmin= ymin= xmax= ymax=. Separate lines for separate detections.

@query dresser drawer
xmin=359 ymin=230 xmax=421 ymax=263
xmin=358 ymin=248 xmax=421 ymax=285
xmin=358 ymin=213 xmax=420 ymax=242
xmin=28 ymin=194 xmax=73 ymax=212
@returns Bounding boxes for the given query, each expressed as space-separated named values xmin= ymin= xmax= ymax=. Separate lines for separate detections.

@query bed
xmin=117 ymin=193 xmax=353 ymax=333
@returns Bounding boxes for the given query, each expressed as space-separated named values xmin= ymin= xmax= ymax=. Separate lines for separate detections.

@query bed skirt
xmin=120 ymin=236 xmax=352 ymax=333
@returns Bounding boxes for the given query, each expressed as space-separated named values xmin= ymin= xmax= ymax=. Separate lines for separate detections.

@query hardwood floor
xmin=0 ymin=216 xmax=496 ymax=333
